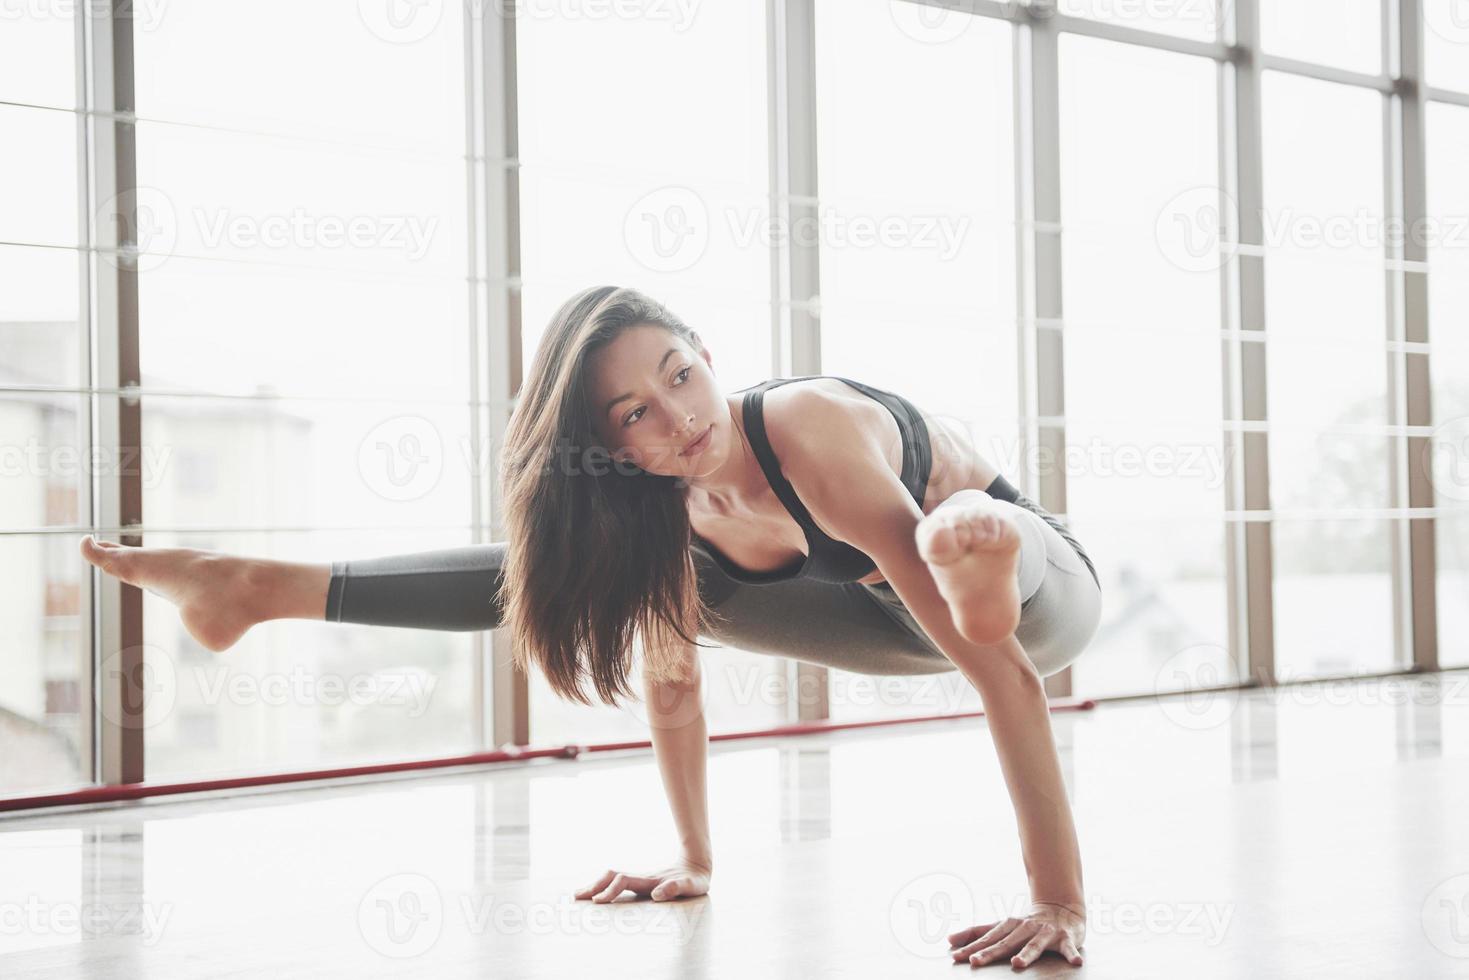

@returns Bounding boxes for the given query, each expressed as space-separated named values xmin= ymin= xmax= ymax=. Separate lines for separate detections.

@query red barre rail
xmin=0 ymin=698 xmax=1096 ymax=814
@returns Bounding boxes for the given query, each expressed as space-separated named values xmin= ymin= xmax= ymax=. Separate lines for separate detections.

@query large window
xmin=3 ymin=0 xmax=1465 ymax=803
xmin=1059 ymin=35 xmax=1230 ymax=698
xmin=1260 ymin=71 xmax=1394 ymax=680
xmin=515 ymin=1 xmax=783 ymax=742
xmin=0 ymin=12 xmax=87 ymax=794
xmin=130 ymin=4 xmax=476 ymax=778
xmin=1427 ymin=101 xmax=1469 ymax=667
xmin=813 ymin=0 xmax=1015 ymax=720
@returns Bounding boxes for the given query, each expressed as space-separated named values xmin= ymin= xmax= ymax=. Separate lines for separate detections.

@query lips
xmin=680 ymin=424 xmax=712 ymax=456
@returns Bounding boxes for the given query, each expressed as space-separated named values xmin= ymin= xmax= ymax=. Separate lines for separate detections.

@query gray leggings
xmin=324 ymin=489 xmax=1102 ymax=679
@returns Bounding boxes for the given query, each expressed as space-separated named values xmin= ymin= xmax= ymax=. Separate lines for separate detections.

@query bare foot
xmin=915 ymin=492 xmax=1023 ymax=646
xmin=78 ymin=535 xmax=263 ymax=652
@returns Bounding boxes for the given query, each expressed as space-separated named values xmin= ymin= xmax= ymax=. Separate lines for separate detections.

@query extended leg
xmin=324 ymin=544 xmax=508 ymax=631
xmin=78 ymin=535 xmax=504 ymax=648
xmin=78 ymin=535 xmax=331 ymax=651
xmin=79 ymin=531 xmax=985 ymax=676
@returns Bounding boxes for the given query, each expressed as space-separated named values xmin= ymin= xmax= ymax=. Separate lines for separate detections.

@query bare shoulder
xmin=760 ymin=378 xmax=897 ymax=483
xmin=761 ymin=378 xmax=892 ymax=448
xmin=762 ymin=377 xmax=1003 ymax=513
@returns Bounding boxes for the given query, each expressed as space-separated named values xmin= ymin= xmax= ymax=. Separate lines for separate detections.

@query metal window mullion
xmin=769 ymin=0 xmax=827 ymax=722
xmin=1013 ymin=22 xmax=1037 ymax=510
xmin=1024 ymin=10 xmax=1073 ymax=700
xmin=465 ymin=0 xmax=488 ymax=750
xmin=479 ymin=2 xmax=527 ymax=748
xmin=1218 ymin=49 xmax=1249 ymax=684
xmin=1426 ymin=86 xmax=1469 ymax=109
xmin=73 ymin=0 xmax=97 ymax=787
xmin=1256 ymin=53 xmax=1393 ymax=92
xmin=1395 ymin=0 xmax=1438 ymax=672
xmin=86 ymin=1 xmax=143 ymax=784
xmin=1228 ymin=0 xmax=1275 ymax=687
xmin=770 ymin=0 xmax=821 ymax=379
xmin=1383 ymin=2 xmax=1409 ymax=670
xmin=896 ymin=0 xmax=1019 ymax=20
xmin=1049 ymin=12 xmax=1228 ymax=60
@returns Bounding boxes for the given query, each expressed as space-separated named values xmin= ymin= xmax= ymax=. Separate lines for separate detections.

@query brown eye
xmin=624 ymin=366 xmax=691 ymax=427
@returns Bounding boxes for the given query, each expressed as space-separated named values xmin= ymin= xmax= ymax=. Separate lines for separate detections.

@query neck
xmin=684 ymin=394 xmax=764 ymax=513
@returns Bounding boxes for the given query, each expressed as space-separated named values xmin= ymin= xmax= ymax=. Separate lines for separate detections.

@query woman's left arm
xmin=776 ymin=393 xmax=1085 ymax=968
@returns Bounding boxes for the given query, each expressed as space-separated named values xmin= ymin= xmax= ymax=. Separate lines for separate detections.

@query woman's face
xmin=587 ymin=323 xmax=728 ymax=479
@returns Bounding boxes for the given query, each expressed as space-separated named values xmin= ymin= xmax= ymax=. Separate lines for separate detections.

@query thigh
xmin=882 ymin=488 xmax=1102 ymax=679
xmin=691 ymin=547 xmax=957 ymax=676
xmin=1010 ymin=508 xmax=1103 ymax=677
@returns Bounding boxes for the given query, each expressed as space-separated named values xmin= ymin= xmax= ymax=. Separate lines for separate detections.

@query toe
xmin=83 ymin=538 xmax=138 ymax=584
xmin=79 ymin=536 xmax=107 ymax=566
xmin=916 ymin=517 xmax=962 ymax=563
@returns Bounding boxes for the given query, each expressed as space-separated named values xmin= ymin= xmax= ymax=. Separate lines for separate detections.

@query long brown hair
xmin=498 ymin=285 xmax=725 ymax=707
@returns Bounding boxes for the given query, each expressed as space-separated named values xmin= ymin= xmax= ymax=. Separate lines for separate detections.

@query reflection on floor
xmin=3 ymin=669 xmax=1469 ymax=978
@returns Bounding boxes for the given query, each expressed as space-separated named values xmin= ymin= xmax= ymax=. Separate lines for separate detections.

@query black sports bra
xmin=689 ymin=375 xmax=932 ymax=585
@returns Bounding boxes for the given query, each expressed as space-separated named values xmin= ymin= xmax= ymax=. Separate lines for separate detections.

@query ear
xmin=695 ymin=338 xmax=713 ymax=372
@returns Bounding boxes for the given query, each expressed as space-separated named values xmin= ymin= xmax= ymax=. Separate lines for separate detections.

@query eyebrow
xmin=602 ymin=347 xmax=681 ymax=419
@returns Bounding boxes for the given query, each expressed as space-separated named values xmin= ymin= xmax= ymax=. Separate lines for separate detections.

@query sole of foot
xmin=915 ymin=497 xmax=1023 ymax=646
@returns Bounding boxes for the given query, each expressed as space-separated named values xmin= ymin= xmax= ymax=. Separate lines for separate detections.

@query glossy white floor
xmin=3 ymin=669 xmax=1469 ymax=979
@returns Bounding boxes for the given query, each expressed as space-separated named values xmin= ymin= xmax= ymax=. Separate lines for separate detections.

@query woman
xmin=80 ymin=285 xmax=1101 ymax=970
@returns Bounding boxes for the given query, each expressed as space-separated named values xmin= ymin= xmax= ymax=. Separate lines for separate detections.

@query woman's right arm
xmin=643 ymin=643 xmax=713 ymax=874
xmin=574 ymin=641 xmax=714 ymax=904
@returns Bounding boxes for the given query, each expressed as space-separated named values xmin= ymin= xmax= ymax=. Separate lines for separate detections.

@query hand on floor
xmin=948 ymin=900 xmax=1086 ymax=969
xmin=573 ymin=858 xmax=712 ymax=903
